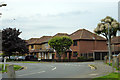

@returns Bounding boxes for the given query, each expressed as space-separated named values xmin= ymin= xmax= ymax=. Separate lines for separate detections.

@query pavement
xmin=1 ymin=61 xmax=113 ymax=78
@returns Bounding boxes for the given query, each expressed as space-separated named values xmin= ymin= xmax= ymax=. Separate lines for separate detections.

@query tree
xmin=94 ymin=16 xmax=120 ymax=64
xmin=48 ymin=36 xmax=73 ymax=59
xmin=2 ymin=28 xmax=28 ymax=58
xmin=94 ymin=16 xmax=120 ymax=40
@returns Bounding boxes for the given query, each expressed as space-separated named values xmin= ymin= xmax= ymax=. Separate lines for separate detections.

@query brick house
xmin=69 ymin=29 xmax=108 ymax=60
xmin=54 ymin=29 xmax=108 ymax=60
xmin=52 ymin=33 xmax=71 ymax=59
xmin=26 ymin=36 xmax=54 ymax=59
xmin=26 ymin=29 xmax=109 ymax=60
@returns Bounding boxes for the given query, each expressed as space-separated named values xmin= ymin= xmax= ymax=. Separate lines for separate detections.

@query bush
xmin=77 ymin=56 xmax=86 ymax=60
xmin=65 ymin=57 xmax=68 ymax=59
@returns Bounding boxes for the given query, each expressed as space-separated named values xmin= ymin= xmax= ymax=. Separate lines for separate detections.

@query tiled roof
xmin=35 ymin=36 xmax=52 ymax=44
xmin=27 ymin=36 xmax=52 ymax=45
xmin=27 ymin=38 xmax=40 ymax=45
xmin=70 ymin=29 xmax=106 ymax=40
xmin=26 ymin=29 xmax=106 ymax=45
xmin=111 ymin=36 xmax=120 ymax=44
xmin=53 ymin=33 xmax=69 ymax=37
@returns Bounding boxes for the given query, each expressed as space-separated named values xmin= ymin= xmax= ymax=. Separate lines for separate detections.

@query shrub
xmin=77 ymin=56 xmax=86 ymax=60
xmin=65 ymin=57 xmax=68 ymax=59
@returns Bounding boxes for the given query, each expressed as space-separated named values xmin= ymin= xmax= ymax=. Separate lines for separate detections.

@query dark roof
xmin=111 ymin=36 xmax=120 ymax=44
xmin=26 ymin=38 xmax=40 ymax=45
xmin=35 ymin=36 xmax=52 ymax=44
xmin=27 ymin=36 xmax=52 ymax=45
xmin=70 ymin=29 xmax=106 ymax=40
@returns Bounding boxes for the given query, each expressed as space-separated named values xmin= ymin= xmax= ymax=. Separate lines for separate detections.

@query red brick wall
xmin=79 ymin=40 xmax=94 ymax=53
xmin=70 ymin=40 xmax=107 ymax=59
xmin=70 ymin=41 xmax=80 ymax=59
xmin=95 ymin=40 xmax=107 ymax=50
xmin=54 ymin=40 xmax=107 ymax=59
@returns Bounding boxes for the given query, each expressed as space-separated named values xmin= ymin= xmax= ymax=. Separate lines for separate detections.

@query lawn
xmin=106 ymin=62 xmax=120 ymax=71
xmin=0 ymin=64 xmax=22 ymax=73
xmin=93 ymin=72 xmax=120 ymax=80
xmin=9 ymin=61 xmax=48 ymax=63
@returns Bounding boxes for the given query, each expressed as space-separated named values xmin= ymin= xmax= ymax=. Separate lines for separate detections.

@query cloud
xmin=0 ymin=0 xmax=118 ymax=39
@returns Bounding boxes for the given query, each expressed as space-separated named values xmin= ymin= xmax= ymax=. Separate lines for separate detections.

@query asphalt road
xmin=2 ymin=62 xmax=112 ymax=78
xmin=2 ymin=62 xmax=97 ymax=78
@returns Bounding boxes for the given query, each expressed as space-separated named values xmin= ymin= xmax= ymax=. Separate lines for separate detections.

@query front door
xmin=69 ymin=52 xmax=72 ymax=59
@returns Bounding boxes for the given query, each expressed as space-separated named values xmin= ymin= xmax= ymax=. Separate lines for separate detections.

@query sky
xmin=0 ymin=0 xmax=119 ymax=40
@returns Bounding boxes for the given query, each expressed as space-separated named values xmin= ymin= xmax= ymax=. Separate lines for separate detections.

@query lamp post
xmin=107 ymin=23 xmax=111 ymax=66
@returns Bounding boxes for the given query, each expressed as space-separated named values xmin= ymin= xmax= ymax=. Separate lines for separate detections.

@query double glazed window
xmin=73 ymin=40 xmax=77 ymax=46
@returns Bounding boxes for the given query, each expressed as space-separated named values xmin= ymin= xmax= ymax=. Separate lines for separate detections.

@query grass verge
xmin=7 ymin=61 xmax=50 ymax=63
xmin=106 ymin=62 xmax=120 ymax=71
xmin=0 ymin=64 xmax=23 ymax=73
xmin=93 ymin=72 xmax=120 ymax=80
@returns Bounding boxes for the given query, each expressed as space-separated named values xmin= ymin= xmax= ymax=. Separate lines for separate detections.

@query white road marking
xmin=52 ymin=67 xmax=56 ymax=71
xmin=89 ymin=73 xmax=98 ymax=76
xmin=18 ymin=71 xmax=45 ymax=76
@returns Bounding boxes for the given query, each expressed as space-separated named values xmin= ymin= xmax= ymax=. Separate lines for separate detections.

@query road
xmin=2 ymin=62 xmax=112 ymax=78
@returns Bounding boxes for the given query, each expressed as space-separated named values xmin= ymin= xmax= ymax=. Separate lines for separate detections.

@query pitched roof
xmin=26 ymin=38 xmax=39 ymax=45
xmin=53 ymin=33 xmax=69 ymax=37
xmin=111 ymin=36 xmax=120 ymax=44
xmin=27 ymin=36 xmax=52 ymax=45
xmin=70 ymin=29 xmax=106 ymax=40
xmin=35 ymin=36 xmax=52 ymax=44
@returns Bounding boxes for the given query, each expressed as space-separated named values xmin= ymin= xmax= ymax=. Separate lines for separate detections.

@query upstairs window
xmin=73 ymin=41 xmax=77 ymax=46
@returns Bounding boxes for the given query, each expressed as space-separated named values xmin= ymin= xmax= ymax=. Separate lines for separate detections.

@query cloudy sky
xmin=0 ymin=0 xmax=119 ymax=40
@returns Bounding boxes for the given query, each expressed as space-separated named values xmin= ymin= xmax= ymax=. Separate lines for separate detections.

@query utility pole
xmin=107 ymin=23 xmax=111 ymax=66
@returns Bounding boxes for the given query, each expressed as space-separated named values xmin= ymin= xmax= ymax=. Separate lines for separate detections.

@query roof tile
xmin=70 ymin=29 xmax=106 ymax=40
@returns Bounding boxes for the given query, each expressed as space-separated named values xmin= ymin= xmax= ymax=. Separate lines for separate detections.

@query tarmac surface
xmin=2 ymin=61 xmax=113 ymax=78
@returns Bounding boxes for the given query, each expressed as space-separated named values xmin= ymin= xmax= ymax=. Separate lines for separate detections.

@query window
xmin=45 ymin=43 xmax=49 ymax=49
xmin=31 ymin=45 xmax=34 ymax=49
xmin=40 ymin=48 xmax=42 ymax=50
xmin=73 ymin=52 xmax=78 ymax=57
xmin=34 ymin=53 xmax=37 ymax=57
xmin=81 ymin=53 xmax=83 ymax=56
xmin=73 ymin=41 xmax=77 ymax=46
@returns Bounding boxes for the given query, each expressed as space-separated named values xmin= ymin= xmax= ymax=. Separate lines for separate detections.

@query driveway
xmin=2 ymin=61 xmax=112 ymax=78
